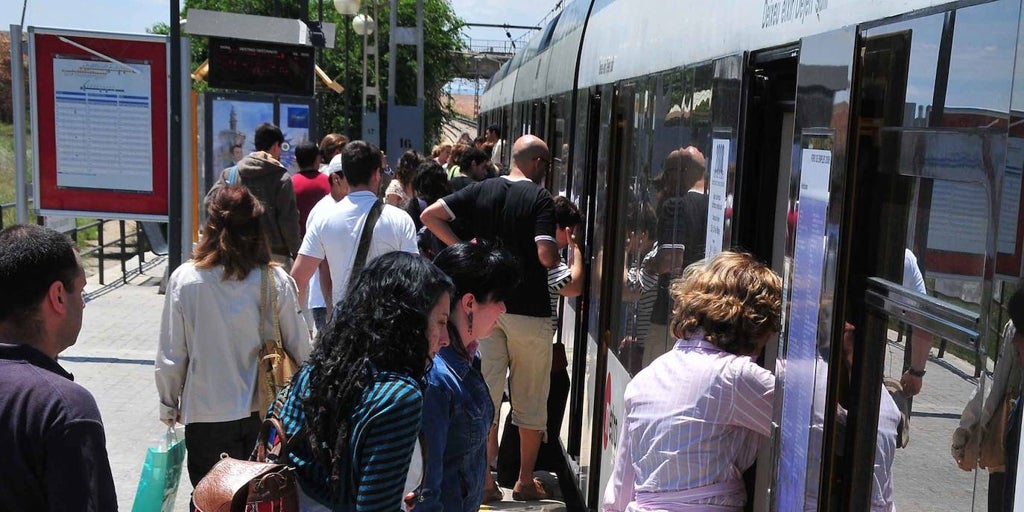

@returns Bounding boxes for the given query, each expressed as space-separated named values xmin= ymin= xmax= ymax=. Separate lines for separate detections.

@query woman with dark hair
xmin=603 ymin=251 xmax=782 ymax=512
xmin=276 ymin=251 xmax=454 ymax=511
xmin=418 ymin=241 xmax=520 ymax=510
xmin=386 ymin=150 xmax=422 ymax=209
xmin=156 ymin=185 xmax=311 ymax=487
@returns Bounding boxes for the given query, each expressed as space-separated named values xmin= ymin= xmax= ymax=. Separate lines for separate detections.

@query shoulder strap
xmin=350 ymin=200 xmax=384 ymax=291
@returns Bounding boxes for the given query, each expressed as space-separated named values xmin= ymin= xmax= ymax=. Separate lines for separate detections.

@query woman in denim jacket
xmin=419 ymin=241 xmax=519 ymax=510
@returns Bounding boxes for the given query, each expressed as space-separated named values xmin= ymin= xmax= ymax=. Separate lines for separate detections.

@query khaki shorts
xmin=479 ymin=313 xmax=553 ymax=432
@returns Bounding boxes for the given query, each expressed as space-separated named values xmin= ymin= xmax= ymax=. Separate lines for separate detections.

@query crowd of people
xmin=7 ymin=121 xmax=1024 ymax=512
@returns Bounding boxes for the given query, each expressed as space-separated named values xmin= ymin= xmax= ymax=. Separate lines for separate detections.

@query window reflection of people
xmin=603 ymin=251 xmax=782 ymax=512
xmin=643 ymin=147 xmax=709 ymax=367
xmin=900 ymin=248 xmax=934 ymax=396
xmin=952 ymin=283 xmax=1024 ymax=512
xmin=230 ymin=144 xmax=244 ymax=163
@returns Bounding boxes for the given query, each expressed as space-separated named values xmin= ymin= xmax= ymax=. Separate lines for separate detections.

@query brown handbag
xmin=193 ymin=418 xmax=299 ymax=512
xmin=979 ymin=393 xmax=1014 ymax=469
xmin=257 ymin=267 xmax=299 ymax=419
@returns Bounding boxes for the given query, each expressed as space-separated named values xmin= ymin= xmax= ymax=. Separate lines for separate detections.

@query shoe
xmin=482 ymin=485 xmax=504 ymax=503
xmin=511 ymin=478 xmax=552 ymax=501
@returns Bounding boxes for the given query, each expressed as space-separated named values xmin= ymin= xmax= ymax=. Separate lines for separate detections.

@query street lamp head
xmin=352 ymin=14 xmax=376 ymax=36
xmin=333 ymin=0 xmax=361 ymax=16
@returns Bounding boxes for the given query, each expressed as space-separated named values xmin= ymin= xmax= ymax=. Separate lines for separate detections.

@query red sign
xmin=31 ymin=29 xmax=168 ymax=218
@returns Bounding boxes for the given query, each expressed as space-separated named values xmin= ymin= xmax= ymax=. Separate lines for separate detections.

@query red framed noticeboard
xmin=30 ymin=28 xmax=168 ymax=219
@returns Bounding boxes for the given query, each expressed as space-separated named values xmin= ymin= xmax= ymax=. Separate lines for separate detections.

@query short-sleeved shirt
xmin=440 ymin=177 xmax=556 ymax=317
xmin=300 ymin=190 xmax=418 ymax=306
xmin=652 ymin=191 xmax=709 ymax=324
xmin=303 ymin=194 xmax=339 ymax=309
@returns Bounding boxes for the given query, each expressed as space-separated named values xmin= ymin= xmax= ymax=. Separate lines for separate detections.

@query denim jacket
xmin=418 ymin=345 xmax=494 ymax=512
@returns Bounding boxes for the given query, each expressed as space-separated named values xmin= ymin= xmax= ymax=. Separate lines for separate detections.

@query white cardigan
xmin=156 ymin=263 xmax=311 ymax=424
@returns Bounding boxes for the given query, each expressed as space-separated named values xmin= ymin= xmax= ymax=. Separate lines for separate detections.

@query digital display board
xmin=208 ymin=37 xmax=314 ymax=96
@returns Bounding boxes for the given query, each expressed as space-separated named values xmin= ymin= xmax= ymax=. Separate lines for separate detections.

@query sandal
xmin=482 ymin=485 xmax=504 ymax=503
xmin=511 ymin=477 xmax=552 ymax=501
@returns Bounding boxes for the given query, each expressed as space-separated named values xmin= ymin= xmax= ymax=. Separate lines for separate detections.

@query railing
xmin=0 ymin=205 xmax=150 ymax=287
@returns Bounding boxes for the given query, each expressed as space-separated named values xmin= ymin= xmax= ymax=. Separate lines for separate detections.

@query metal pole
xmin=11 ymin=25 xmax=28 ymax=224
xmin=169 ymin=1 xmax=184 ymax=272
xmin=346 ymin=22 xmax=352 ymax=138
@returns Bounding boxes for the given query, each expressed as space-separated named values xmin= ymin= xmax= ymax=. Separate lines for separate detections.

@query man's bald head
xmin=511 ymin=135 xmax=551 ymax=183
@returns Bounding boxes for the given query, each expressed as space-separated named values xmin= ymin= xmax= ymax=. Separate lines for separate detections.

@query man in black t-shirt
xmin=422 ymin=134 xmax=559 ymax=501
xmin=645 ymin=147 xmax=709 ymax=366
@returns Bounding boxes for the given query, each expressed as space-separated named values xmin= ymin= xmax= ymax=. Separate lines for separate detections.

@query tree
xmin=161 ymin=0 xmax=466 ymax=152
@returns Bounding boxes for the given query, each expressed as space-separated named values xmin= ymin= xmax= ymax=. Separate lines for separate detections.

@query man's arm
xmin=291 ymin=253 xmax=322 ymax=332
xmin=421 ymin=200 xmax=461 ymax=246
xmin=318 ymin=259 xmax=333 ymax=314
xmin=900 ymin=330 xmax=933 ymax=396
xmin=537 ymin=240 xmax=559 ymax=269
xmin=47 ymin=416 xmax=118 ymax=512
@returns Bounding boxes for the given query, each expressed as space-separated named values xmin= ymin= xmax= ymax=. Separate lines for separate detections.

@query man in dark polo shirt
xmin=0 ymin=224 xmax=117 ymax=511
xmin=422 ymin=134 xmax=559 ymax=501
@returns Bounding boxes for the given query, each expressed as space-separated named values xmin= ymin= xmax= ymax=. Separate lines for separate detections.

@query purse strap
xmin=260 ymin=266 xmax=283 ymax=347
xmin=349 ymin=199 xmax=384 ymax=293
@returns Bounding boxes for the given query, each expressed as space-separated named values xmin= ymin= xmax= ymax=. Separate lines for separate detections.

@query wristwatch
xmin=905 ymin=367 xmax=926 ymax=377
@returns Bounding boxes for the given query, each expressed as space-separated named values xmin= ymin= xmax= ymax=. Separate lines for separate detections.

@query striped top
xmin=278 ymin=365 xmax=424 ymax=511
xmin=547 ymin=261 xmax=573 ymax=331
xmin=603 ymin=333 xmax=774 ymax=511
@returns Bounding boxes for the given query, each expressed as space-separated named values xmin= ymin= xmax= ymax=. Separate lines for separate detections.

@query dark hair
xmin=459 ymin=147 xmax=489 ymax=171
xmin=319 ymin=133 xmax=349 ymax=161
xmin=193 ymin=185 xmax=271 ymax=280
xmin=254 ymin=123 xmax=284 ymax=152
xmin=474 ymin=135 xmax=487 ymax=146
xmin=412 ymin=161 xmax=451 ymax=204
xmin=294 ymin=141 xmax=320 ymax=169
xmin=230 ymin=144 xmax=242 ymax=152
xmin=302 ymin=252 xmax=454 ymax=486
xmin=341 ymin=140 xmax=382 ymax=187
xmin=554 ymin=196 xmax=582 ymax=228
xmin=0 ymin=225 xmax=79 ymax=331
xmin=397 ymin=150 xmax=424 ymax=186
xmin=433 ymin=241 xmax=519 ymax=306
xmin=486 ymin=124 xmax=501 ymax=138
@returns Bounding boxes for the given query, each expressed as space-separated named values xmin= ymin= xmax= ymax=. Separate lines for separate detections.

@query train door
xmin=830 ymin=1 xmax=1024 ymax=510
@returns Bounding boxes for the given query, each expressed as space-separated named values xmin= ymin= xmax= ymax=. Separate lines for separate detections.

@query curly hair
xmin=669 ymin=251 xmax=782 ymax=355
xmin=301 ymin=252 xmax=454 ymax=487
xmin=193 ymin=185 xmax=271 ymax=281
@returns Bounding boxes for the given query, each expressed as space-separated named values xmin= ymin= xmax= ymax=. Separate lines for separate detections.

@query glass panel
xmin=844 ymin=2 xmax=1019 ymax=509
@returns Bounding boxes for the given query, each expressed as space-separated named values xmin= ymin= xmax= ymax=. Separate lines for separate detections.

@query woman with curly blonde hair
xmin=603 ymin=251 xmax=782 ymax=512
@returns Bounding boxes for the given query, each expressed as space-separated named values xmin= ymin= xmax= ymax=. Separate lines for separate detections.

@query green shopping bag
xmin=131 ymin=426 xmax=186 ymax=512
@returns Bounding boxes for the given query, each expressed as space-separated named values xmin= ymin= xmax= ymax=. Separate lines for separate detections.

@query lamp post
xmin=332 ymin=0 xmax=361 ymax=138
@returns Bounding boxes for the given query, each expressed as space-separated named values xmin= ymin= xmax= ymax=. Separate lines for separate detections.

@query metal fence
xmin=0 ymin=203 xmax=151 ymax=286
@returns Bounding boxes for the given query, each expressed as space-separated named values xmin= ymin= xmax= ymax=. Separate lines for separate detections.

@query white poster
xmin=705 ymin=138 xmax=730 ymax=259
xmin=53 ymin=57 xmax=153 ymax=192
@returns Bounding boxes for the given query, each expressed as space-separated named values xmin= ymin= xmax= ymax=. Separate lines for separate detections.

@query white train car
xmin=481 ymin=0 xmax=1024 ymax=510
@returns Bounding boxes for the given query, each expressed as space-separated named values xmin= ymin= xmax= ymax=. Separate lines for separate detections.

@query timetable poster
xmin=705 ymin=138 xmax=730 ymax=259
xmin=775 ymin=147 xmax=832 ymax=511
xmin=52 ymin=57 xmax=153 ymax=192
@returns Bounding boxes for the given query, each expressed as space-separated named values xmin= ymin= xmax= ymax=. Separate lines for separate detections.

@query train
xmin=478 ymin=0 xmax=1024 ymax=510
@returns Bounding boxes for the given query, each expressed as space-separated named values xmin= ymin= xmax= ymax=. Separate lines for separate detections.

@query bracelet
xmin=905 ymin=367 xmax=926 ymax=377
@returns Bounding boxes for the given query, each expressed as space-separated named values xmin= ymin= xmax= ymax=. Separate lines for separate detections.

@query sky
xmin=2 ymin=0 xmax=557 ymax=45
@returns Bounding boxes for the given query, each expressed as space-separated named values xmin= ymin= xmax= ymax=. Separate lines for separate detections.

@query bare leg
xmin=515 ymin=427 xmax=543 ymax=492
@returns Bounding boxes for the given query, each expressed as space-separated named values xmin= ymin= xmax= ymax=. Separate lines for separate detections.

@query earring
xmin=468 ymin=312 xmax=474 ymax=337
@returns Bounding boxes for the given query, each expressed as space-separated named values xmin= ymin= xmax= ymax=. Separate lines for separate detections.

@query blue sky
xmin=2 ymin=0 xmax=555 ymax=44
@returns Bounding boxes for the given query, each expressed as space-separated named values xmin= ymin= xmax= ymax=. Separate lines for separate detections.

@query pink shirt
xmin=603 ymin=333 xmax=774 ymax=511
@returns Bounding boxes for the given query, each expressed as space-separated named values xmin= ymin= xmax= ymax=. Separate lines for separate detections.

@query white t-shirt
xmin=903 ymin=248 xmax=927 ymax=294
xmin=304 ymin=194 xmax=338 ymax=309
xmin=299 ymin=190 xmax=418 ymax=306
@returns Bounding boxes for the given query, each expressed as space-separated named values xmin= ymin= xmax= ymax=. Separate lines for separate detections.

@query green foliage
xmin=157 ymin=0 xmax=466 ymax=151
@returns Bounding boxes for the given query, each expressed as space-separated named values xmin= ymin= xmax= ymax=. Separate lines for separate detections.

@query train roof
xmin=482 ymin=0 xmax=967 ymax=110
